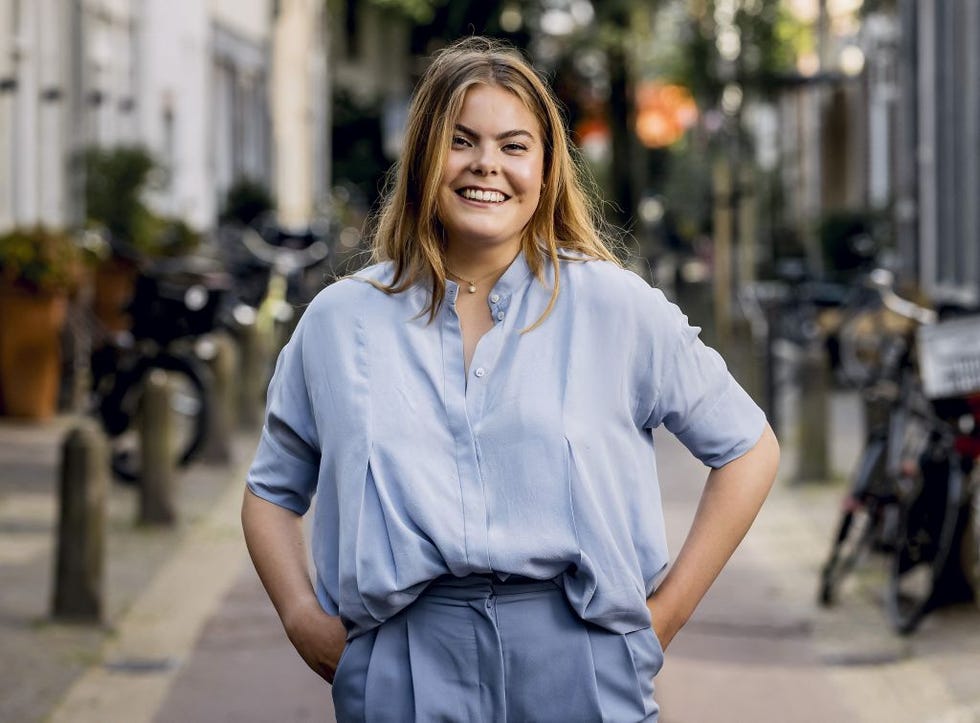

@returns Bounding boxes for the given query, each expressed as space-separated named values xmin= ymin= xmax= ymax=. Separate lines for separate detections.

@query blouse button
xmin=495 ymin=310 xmax=505 ymax=321
xmin=490 ymin=293 xmax=501 ymax=303
xmin=474 ymin=367 xmax=486 ymax=378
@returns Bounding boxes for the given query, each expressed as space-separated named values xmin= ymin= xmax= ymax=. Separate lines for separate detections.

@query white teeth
xmin=461 ymin=188 xmax=505 ymax=203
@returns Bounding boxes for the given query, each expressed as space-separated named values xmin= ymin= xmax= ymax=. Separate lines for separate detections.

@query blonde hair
xmin=369 ymin=36 xmax=618 ymax=328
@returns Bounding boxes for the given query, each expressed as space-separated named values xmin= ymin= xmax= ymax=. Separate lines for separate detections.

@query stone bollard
xmin=796 ymin=340 xmax=830 ymax=482
xmin=139 ymin=369 xmax=176 ymax=526
xmin=238 ymin=322 xmax=266 ymax=430
xmin=200 ymin=333 xmax=238 ymax=464
xmin=762 ymin=304 xmax=780 ymax=437
xmin=52 ymin=419 xmax=109 ymax=622
xmin=727 ymin=316 xmax=760 ymax=403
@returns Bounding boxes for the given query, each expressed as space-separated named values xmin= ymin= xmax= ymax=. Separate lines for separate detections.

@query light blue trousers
xmin=331 ymin=575 xmax=662 ymax=722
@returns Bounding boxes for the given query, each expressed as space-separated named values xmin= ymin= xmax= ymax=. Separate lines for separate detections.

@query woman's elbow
xmin=753 ymin=423 xmax=781 ymax=486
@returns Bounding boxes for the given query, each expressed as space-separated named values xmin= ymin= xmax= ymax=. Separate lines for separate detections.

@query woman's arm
xmin=646 ymin=423 xmax=780 ymax=649
xmin=242 ymin=489 xmax=348 ymax=682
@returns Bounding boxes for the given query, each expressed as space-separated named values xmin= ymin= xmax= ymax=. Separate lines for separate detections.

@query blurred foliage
xmin=82 ymin=145 xmax=155 ymax=246
xmin=408 ymin=0 xmax=530 ymax=53
xmin=329 ymin=0 xmax=808 ymax=249
xmin=133 ymin=214 xmax=202 ymax=258
xmin=860 ymin=0 xmax=898 ymax=16
xmin=367 ymin=0 xmax=446 ymax=24
xmin=666 ymin=0 xmax=807 ymax=108
xmin=660 ymin=136 xmax=714 ymax=241
xmin=82 ymin=146 xmax=199 ymax=258
xmin=332 ymin=90 xmax=389 ymax=208
xmin=640 ymin=1 xmax=812 ymax=266
xmin=220 ymin=178 xmax=275 ymax=226
xmin=0 ymin=226 xmax=85 ymax=295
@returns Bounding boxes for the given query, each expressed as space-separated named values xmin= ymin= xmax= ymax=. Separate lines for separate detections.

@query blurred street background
xmin=2 ymin=1 xmax=980 ymax=721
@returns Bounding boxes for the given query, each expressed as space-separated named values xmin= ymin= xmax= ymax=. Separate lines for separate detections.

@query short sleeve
xmin=643 ymin=294 xmax=766 ymax=468
xmin=246 ymin=320 xmax=321 ymax=515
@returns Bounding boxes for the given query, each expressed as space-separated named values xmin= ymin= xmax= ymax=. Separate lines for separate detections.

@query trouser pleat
xmin=332 ymin=576 xmax=661 ymax=722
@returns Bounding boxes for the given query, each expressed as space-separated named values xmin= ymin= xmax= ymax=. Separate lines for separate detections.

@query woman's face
xmin=437 ymin=84 xmax=544 ymax=257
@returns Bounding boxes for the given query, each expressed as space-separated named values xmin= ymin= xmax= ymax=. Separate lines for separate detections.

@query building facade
xmin=0 ymin=0 xmax=77 ymax=229
xmin=0 ymin=0 xmax=330 ymax=235
xmin=210 ymin=0 xmax=274 ymax=224
xmin=896 ymin=0 xmax=980 ymax=303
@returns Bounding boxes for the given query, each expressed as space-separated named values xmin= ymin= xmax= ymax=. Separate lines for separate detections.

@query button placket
xmin=441 ymin=285 xmax=488 ymax=567
xmin=488 ymin=290 xmax=509 ymax=325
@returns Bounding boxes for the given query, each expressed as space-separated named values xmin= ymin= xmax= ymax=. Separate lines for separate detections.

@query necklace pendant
xmin=467 ymin=283 xmax=477 ymax=293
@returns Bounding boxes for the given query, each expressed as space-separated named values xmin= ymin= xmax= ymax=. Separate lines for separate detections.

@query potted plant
xmin=220 ymin=177 xmax=275 ymax=227
xmin=0 ymin=226 xmax=85 ymax=419
xmin=82 ymin=145 xmax=201 ymax=330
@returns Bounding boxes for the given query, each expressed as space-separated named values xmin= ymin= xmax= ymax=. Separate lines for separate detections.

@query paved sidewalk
xmin=0 ymin=415 xmax=259 ymax=723
xmin=155 ymin=564 xmax=334 ymax=722
xmin=4 ymin=388 xmax=980 ymax=722
xmin=149 ymin=392 xmax=980 ymax=721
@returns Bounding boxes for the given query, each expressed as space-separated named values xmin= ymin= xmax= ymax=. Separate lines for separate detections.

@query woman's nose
xmin=469 ymin=147 xmax=498 ymax=175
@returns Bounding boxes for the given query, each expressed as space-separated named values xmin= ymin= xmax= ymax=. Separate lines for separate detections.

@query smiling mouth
xmin=457 ymin=187 xmax=509 ymax=204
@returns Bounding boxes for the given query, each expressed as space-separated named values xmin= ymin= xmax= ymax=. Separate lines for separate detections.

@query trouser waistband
xmin=423 ymin=573 xmax=562 ymax=599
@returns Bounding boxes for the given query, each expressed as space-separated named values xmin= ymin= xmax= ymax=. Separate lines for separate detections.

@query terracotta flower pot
xmin=93 ymin=257 xmax=138 ymax=332
xmin=0 ymin=287 xmax=69 ymax=419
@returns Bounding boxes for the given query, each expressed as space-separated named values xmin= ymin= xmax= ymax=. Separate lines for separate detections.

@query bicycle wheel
xmin=109 ymin=354 xmax=211 ymax=482
xmin=886 ymin=447 xmax=963 ymax=634
xmin=819 ymin=437 xmax=888 ymax=606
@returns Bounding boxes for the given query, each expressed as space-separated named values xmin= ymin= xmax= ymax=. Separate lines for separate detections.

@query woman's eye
xmin=503 ymin=143 xmax=527 ymax=153
xmin=452 ymin=135 xmax=470 ymax=147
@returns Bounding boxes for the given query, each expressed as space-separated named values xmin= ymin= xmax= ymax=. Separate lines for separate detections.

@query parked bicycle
xmin=818 ymin=270 xmax=980 ymax=633
xmin=89 ymin=255 xmax=229 ymax=482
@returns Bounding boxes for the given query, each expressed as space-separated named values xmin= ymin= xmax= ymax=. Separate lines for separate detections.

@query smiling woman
xmin=438 ymin=84 xmax=543 ymax=265
xmin=241 ymin=36 xmax=779 ymax=723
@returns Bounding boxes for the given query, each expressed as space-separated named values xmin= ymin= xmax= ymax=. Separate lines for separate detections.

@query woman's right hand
xmin=241 ymin=492 xmax=349 ymax=683
xmin=282 ymin=598 xmax=349 ymax=684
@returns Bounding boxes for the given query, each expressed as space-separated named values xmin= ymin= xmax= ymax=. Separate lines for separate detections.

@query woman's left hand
xmin=645 ymin=424 xmax=780 ymax=654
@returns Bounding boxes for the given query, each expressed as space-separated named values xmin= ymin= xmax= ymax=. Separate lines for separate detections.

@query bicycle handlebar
xmin=867 ymin=269 xmax=938 ymax=326
xmin=240 ymin=226 xmax=329 ymax=276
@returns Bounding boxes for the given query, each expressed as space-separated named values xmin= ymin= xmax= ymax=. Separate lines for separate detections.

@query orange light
xmin=634 ymin=82 xmax=698 ymax=148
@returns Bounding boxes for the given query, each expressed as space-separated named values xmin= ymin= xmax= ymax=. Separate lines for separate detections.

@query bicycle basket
xmin=916 ymin=314 xmax=980 ymax=400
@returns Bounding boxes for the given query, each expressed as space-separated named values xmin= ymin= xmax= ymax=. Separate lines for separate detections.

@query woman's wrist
xmin=646 ymin=589 xmax=689 ymax=649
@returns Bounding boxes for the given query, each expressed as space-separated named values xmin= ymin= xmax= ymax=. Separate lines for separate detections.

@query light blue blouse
xmin=246 ymin=251 xmax=767 ymax=638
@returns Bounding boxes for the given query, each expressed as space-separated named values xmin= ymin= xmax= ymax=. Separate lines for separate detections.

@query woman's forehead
xmin=454 ymin=84 xmax=542 ymax=135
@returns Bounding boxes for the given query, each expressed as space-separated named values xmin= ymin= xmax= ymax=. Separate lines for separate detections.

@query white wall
xmin=209 ymin=0 xmax=271 ymax=44
xmin=0 ymin=0 xmax=74 ymax=230
xmin=137 ymin=0 xmax=210 ymax=226
xmin=11 ymin=0 xmax=40 ymax=225
xmin=37 ymin=0 xmax=69 ymax=225
xmin=0 ymin=0 xmax=13 ymax=229
xmin=210 ymin=0 xmax=273 ymax=220
xmin=0 ymin=0 xmax=283 ymax=233
xmin=82 ymin=0 xmax=138 ymax=147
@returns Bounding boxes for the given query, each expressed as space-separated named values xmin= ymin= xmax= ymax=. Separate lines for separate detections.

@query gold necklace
xmin=446 ymin=262 xmax=512 ymax=294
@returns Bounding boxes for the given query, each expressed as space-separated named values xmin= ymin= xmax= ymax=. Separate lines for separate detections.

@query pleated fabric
xmin=331 ymin=575 xmax=662 ymax=722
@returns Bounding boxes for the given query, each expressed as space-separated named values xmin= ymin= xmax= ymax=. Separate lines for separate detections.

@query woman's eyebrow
xmin=455 ymin=123 xmax=535 ymax=141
